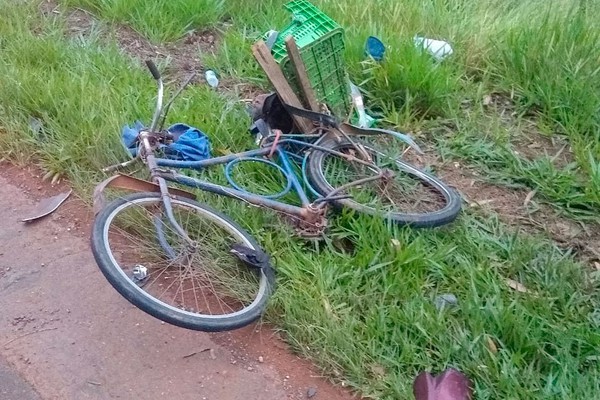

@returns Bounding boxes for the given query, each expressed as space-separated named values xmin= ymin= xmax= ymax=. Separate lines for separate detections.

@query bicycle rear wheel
xmin=91 ymin=192 xmax=274 ymax=332
xmin=307 ymin=140 xmax=461 ymax=227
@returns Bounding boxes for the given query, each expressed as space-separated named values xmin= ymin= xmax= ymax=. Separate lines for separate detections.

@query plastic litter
xmin=205 ymin=70 xmax=219 ymax=88
xmin=121 ymin=121 xmax=211 ymax=162
xmin=413 ymin=368 xmax=473 ymax=400
xmin=264 ymin=0 xmax=350 ymax=117
xmin=414 ymin=36 xmax=453 ymax=61
xmin=349 ymin=81 xmax=375 ymax=128
xmin=265 ymin=30 xmax=279 ymax=50
xmin=434 ymin=293 xmax=458 ymax=310
xmin=365 ymin=36 xmax=385 ymax=61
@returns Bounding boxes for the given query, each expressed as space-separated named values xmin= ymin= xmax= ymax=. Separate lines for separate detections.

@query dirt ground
xmin=0 ymin=164 xmax=356 ymax=400
xmin=5 ymin=4 xmax=595 ymax=399
xmin=0 ymin=357 xmax=40 ymax=400
xmin=404 ymin=145 xmax=600 ymax=266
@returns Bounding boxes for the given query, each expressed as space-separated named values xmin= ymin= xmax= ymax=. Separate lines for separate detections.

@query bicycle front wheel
xmin=91 ymin=192 xmax=274 ymax=332
xmin=307 ymin=140 xmax=461 ymax=227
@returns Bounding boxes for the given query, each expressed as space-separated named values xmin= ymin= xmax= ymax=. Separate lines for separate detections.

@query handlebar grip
xmin=145 ymin=60 xmax=161 ymax=80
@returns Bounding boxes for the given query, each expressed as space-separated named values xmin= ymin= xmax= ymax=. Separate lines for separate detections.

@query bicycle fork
xmin=140 ymin=133 xmax=197 ymax=250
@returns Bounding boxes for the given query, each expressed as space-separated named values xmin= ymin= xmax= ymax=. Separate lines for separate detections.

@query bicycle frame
xmin=96 ymin=60 xmax=422 ymax=238
xmin=156 ymin=145 xmax=315 ymax=219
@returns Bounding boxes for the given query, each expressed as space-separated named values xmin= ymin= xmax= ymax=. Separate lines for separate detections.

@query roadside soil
xmin=0 ymin=162 xmax=356 ymax=400
xmin=404 ymin=141 xmax=600 ymax=266
xmin=39 ymin=0 xmax=261 ymax=99
xmin=6 ymin=2 xmax=596 ymax=399
xmin=437 ymin=160 xmax=600 ymax=262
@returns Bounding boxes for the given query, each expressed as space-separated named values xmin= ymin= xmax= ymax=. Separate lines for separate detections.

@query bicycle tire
xmin=91 ymin=192 xmax=275 ymax=332
xmin=307 ymin=139 xmax=461 ymax=227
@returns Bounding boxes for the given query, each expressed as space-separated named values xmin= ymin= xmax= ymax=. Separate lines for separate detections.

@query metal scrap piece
xmin=22 ymin=190 xmax=72 ymax=222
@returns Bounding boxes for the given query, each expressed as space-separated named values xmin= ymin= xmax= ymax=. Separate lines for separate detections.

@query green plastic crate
xmin=265 ymin=0 xmax=351 ymax=118
xmin=269 ymin=0 xmax=341 ymax=62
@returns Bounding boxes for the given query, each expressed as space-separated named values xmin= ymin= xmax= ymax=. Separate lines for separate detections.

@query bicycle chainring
xmin=293 ymin=206 xmax=328 ymax=238
xmin=294 ymin=216 xmax=328 ymax=238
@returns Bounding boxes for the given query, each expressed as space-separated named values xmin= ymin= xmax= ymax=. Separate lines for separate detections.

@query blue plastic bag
xmin=121 ymin=121 xmax=211 ymax=161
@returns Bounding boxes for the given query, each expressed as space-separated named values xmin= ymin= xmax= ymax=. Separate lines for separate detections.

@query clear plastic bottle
xmin=205 ymin=70 xmax=219 ymax=88
xmin=349 ymin=81 xmax=375 ymax=128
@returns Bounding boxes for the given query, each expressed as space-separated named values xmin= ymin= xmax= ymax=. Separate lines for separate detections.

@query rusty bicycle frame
xmin=95 ymin=60 xmax=422 ymax=237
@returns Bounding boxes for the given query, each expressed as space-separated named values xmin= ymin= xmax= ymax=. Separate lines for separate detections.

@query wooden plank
xmin=252 ymin=40 xmax=313 ymax=134
xmin=284 ymin=36 xmax=320 ymax=112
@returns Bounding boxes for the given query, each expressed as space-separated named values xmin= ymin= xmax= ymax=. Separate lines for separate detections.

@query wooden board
xmin=284 ymin=36 xmax=320 ymax=112
xmin=252 ymin=40 xmax=313 ymax=134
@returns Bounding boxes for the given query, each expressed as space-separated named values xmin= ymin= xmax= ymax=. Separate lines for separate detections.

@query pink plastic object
xmin=413 ymin=368 xmax=473 ymax=400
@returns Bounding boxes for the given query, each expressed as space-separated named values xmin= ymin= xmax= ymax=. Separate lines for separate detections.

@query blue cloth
xmin=121 ymin=121 xmax=211 ymax=161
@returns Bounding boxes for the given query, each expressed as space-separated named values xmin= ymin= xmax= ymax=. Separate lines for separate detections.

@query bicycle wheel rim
xmin=93 ymin=194 xmax=271 ymax=329
xmin=308 ymin=141 xmax=461 ymax=227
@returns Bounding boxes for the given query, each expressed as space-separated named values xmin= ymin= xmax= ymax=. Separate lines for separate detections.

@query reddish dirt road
xmin=0 ymin=165 xmax=356 ymax=400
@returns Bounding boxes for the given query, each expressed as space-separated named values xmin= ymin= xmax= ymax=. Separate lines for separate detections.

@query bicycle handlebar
xmin=145 ymin=60 xmax=161 ymax=80
xmin=145 ymin=59 xmax=164 ymax=132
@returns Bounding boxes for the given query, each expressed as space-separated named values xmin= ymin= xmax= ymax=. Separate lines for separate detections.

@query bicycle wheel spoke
xmin=321 ymin=146 xmax=448 ymax=215
xmin=102 ymin=195 xmax=265 ymax=320
xmin=189 ymin=263 xmax=201 ymax=315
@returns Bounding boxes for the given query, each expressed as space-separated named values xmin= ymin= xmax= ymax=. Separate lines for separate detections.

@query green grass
xmin=63 ymin=0 xmax=227 ymax=42
xmin=429 ymin=108 xmax=600 ymax=221
xmin=207 ymin=0 xmax=600 ymax=222
xmin=270 ymin=214 xmax=600 ymax=398
xmin=1 ymin=0 xmax=600 ymax=399
xmin=489 ymin=6 xmax=600 ymax=143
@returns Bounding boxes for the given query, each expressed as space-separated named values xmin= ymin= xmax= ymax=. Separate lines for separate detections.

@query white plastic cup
xmin=414 ymin=36 xmax=453 ymax=61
